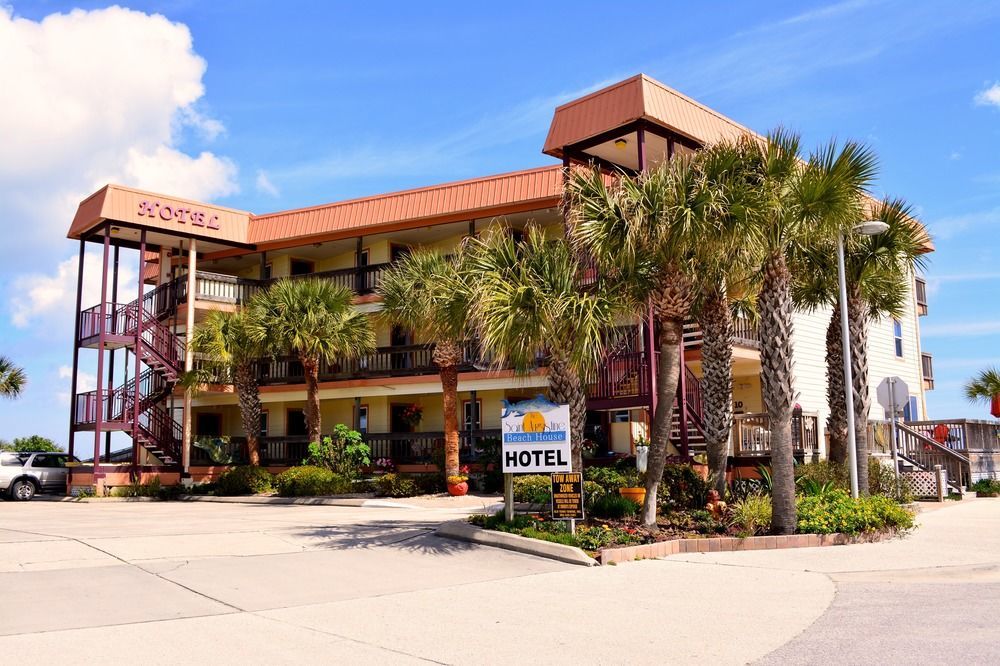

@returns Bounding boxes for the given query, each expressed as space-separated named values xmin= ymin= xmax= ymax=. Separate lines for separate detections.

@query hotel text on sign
xmin=137 ymin=200 xmax=221 ymax=230
xmin=501 ymin=395 xmax=572 ymax=473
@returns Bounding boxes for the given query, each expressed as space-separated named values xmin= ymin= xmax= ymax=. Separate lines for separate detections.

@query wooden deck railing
xmin=683 ymin=317 xmax=760 ymax=350
xmin=906 ymin=419 xmax=1000 ymax=452
xmin=868 ymin=420 xmax=970 ymax=491
xmin=731 ymin=411 xmax=820 ymax=457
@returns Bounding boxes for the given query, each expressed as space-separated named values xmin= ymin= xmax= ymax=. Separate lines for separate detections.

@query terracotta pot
xmin=991 ymin=394 xmax=1000 ymax=419
xmin=447 ymin=481 xmax=469 ymax=497
xmin=691 ymin=463 xmax=710 ymax=481
xmin=619 ymin=487 xmax=646 ymax=505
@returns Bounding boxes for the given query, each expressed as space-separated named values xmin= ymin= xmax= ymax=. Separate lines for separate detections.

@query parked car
xmin=0 ymin=451 xmax=79 ymax=500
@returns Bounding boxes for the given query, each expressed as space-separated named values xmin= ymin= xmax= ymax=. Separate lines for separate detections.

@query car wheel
xmin=11 ymin=479 xmax=36 ymax=501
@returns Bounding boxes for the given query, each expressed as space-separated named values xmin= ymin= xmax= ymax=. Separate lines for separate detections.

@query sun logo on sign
xmin=522 ymin=411 xmax=546 ymax=433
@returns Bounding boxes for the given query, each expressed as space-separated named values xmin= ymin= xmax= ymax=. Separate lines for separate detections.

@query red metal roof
xmin=543 ymin=74 xmax=754 ymax=156
xmin=248 ymin=165 xmax=563 ymax=245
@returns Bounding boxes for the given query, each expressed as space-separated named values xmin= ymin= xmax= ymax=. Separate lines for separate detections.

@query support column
xmin=92 ymin=224 xmax=112 ymax=485
xmin=181 ymin=239 xmax=197 ymax=478
xmin=469 ymin=389 xmax=478 ymax=454
xmin=353 ymin=397 xmax=361 ymax=431
xmin=104 ymin=245 xmax=120 ymax=460
xmin=259 ymin=250 xmax=268 ymax=280
xmin=132 ymin=231 xmax=147 ymax=474
xmin=355 ymin=237 xmax=364 ymax=292
xmin=67 ymin=239 xmax=86 ymax=488
xmin=158 ymin=248 xmax=171 ymax=286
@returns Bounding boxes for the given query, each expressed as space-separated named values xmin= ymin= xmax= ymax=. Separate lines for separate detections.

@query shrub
xmin=513 ymin=474 xmax=552 ymax=503
xmin=971 ymin=478 xmax=1000 ymax=497
xmin=303 ymin=425 xmax=370 ymax=478
xmin=583 ymin=480 xmax=605 ymax=507
xmin=112 ymin=476 xmax=162 ymax=498
xmin=795 ymin=460 xmax=849 ymax=490
xmin=374 ymin=472 xmax=420 ymax=498
xmin=729 ymin=492 xmax=772 ymax=536
xmin=658 ymin=464 xmax=710 ymax=511
xmin=589 ymin=493 xmax=640 ymax=519
xmin=216 ymin=466 xmax=275 ymax=496
xmin=868 ymin=457 xmax=914 ymax=502
xmin=796 ymin=489 xmax=915 ymax=535
xmin=584 ymin=467 xmax=636 ymax=493
xmin=275 ymin=466 xmax=352 ymax=496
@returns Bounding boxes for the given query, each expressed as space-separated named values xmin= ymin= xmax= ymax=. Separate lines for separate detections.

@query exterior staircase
xmin=890 ymin=422 xmax=969 ymax=493
xmin=73 ymin=279 xmax=185 ymax=467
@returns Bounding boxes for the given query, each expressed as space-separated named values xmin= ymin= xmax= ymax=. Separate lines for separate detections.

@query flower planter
xmin=991 ymin=394 xmax=1000 ymax=419
xmin=447 ymin=481 xmax=469 ymax=497
xmin=691 ymin=463 xmax=709 ymax=481
xmin=619 ymin=487 xmax=646 ymax=505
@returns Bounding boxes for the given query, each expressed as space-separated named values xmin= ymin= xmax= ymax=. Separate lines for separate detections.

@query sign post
xmin=501 ymin=395 xmax=573 ymax=522
xmin=877 ymin=376 xmax=910 ymax=496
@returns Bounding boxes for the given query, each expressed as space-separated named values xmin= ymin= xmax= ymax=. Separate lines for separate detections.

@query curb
xmin=435 ymin=520 xmax=598 ymax=567
xmin=176 ymin=494 xmax=371 ymax=507
xmin=599 ymin=531 xmax=899 ymax=565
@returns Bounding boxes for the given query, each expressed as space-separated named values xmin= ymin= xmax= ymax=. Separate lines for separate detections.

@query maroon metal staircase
xmin=73 ymin=279 xmax=184 ymax=467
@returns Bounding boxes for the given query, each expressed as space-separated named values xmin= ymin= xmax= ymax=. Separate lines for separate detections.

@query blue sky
xmin=1 ymin=0 xmax=999 ymax=446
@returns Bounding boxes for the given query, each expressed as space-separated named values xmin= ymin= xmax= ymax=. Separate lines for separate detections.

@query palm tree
xmin=0 ymin=356 xmax=26 ymax=399
xmin=465 ymin=224 xmax=624 ymax=472
xmin=378 ymin=248 xmax=472 ymax=482
xmin=747 ymin=131 xmax=877 ymax=533
xmin=186 ymin=309 xmax=267 ymax=465
xmin=250 ymin=278 xmax=375 ymax=444
xmin=794 ymin=198 xmax=928 ymax=491
xmin=964 ymin=367 xmax=1000 ymax=417
xmin=566 ymin=158 xmax=722 ymax=525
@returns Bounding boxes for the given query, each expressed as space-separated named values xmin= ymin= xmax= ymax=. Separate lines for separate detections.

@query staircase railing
xmin=894 ymin=422 xmax=969 ymax=491
xmin=137 ymin=403 xmax=183 ymax=463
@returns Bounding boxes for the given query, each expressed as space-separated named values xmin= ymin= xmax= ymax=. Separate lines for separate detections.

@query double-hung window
xmin=892 ymin=318 xmax=904 ymax=358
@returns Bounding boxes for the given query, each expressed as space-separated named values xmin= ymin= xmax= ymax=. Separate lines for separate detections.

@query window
xmin=357 ymin=249 xmax=369 ymax=267
xmin=1 ymin=453 xmax=29 ymax=467
xmin=893 ymin=318 xmax=904 ymax=358
xmin=259 ymin=411 xmax=268 ymax=437
xmin=611 ymin=410 xmax=630 ymax=423
xmin=287 ymin=409 xmax=307 ymax=437
xmin=356 ymin=404 xmax=369 ymax=433
xmin=290 ymin=259 xmax=314 ymax=276
xmin=463 ymin=399 xmax=482 ymax=431
xmin=902 ymin=396 xmax=919 ymax=422
xmin=32 ymin=454 xmax=65 ymax=468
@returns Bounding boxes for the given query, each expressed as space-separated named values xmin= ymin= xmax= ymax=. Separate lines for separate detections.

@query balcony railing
xmin=921 ymin=352 xmax=934 ymax=390
xmin=915 ymin=277 xmax=928 ymax=316
xmin=731 ymin=411 xmax=820 ymax=457
xmin=905 ymin=419 xmax=1000 ymax=453
xmin=683 ymin=318 xmax=760 ymax=351
xmin=189 ymin=430 xmax=502 ymax=467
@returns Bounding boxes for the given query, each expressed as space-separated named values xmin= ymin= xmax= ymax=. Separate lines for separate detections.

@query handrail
xmin=731 ymin=412 xmax=820 ymax=457
xmin=894 ymin=422 xmax=969 ymax=491
xmin=907 ymin=419 xmax=1000 ymax=452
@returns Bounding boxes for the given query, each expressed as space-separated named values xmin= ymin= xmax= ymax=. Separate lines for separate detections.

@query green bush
xmin=796 ymin=489 xmax=915 ymax=535
xmin=303 ymin=425 xmax=370 ymax=478
xmin=729 ymin=492 xmax=772 ymax=536
xmin=112 ymin=476 xmax=162 ymax=498
xmin=215 ymin=466 xmax=275 ymax=496
xmin=513 ymin=474 xmax=552 ymax=503
xmin=589 ymin=493 xmax=640 ymax=519
xmin=795 ymin=460 xmax=849 ymax=490
xmin=971 ymin=478 xmax=1000 ymax=497
xmin=658 ymin=464 xmax=710 ymax=511
xmin=275 ymin=466 xmax=352 ymax=496
xmin=374 ymin=473 xmax=420 ymax=498
xmin=584 ymin=467 xmax=638 ymax=492
xmin=868 ymin=457 xmax=914 ymax=502
xmin=467 ymin=511 xmax=641 ymax=552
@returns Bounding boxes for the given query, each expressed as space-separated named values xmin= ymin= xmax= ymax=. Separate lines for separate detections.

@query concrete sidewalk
xmin=0 ymin=497 xmax=996 ymax=664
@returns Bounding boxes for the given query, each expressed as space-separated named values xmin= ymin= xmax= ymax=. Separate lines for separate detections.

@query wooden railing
xmin=731 ymin=411 xmax=820 ymax=457
xmin=906 ymin=419 xmax=1000 ymax=453
xmin=683 ymin=317 xmax=760 ymax=350
xmin=896 ymin=422 xmax=969 ymax=491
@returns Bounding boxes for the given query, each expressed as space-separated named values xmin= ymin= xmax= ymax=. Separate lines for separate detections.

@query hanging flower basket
xmin=400 ymin=403 xmax=423 ymax=428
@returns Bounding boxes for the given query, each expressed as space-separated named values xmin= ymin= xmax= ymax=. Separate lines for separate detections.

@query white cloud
xmin=925 ymin=207 xmax=1000 ymax=241
xmin=57 ymin=365 xmax=95 ymax=404
xmin=255 ymin=170 xmax=280 ymax=197
xmin=974 ymin=82 xmax=1000 ymax=108
xmin=0 ymin=5 xmax=239 ymax=281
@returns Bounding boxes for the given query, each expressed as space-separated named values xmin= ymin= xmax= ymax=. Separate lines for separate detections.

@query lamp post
xmin=838 ymin=219 xmax=890 ymax=498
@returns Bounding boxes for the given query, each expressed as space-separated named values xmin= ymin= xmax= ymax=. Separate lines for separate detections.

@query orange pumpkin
xmin=522 ymin=411 xmax=546 ymax=433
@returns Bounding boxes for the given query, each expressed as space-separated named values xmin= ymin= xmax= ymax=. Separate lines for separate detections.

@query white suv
xmin=0 ymin=451 xmax=78 ymax=501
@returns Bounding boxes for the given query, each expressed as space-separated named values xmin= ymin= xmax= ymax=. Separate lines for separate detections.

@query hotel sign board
xmin=550 ymin=472 xmax=584 ymax=520
xmin=501 ymin=395 xmax=572 ymax=473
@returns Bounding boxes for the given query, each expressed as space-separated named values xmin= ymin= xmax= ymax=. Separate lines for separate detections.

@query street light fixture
xmin=839 ymin=219 xmax=889 ymax=498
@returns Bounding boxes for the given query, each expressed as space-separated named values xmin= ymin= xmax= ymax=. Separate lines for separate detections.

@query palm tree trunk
xmin=439 ymin=364 xmax=460 ymax=478
xmin=699 ymin=286 xmax=733 ymax=494
xmin=642 ymin=318 xmax=682 ymax=527
xmin=758 ymin=253 xmax=796 ymax=535
xmin=825 ymin=301 xmax=848 ymax=465
xmin=847 ymin=288 xmax=870 ymax=495
xmin=547 ymin=357 xmax=587 ymax=473
xmin=234 ymin=363 xmax=262 ymax=466
xmin=301 ymin=354 xmax=322 ymax=444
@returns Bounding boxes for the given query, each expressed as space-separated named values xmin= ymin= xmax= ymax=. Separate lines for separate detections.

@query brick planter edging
xmin=599 ymin=531 xmax=895 ymax=565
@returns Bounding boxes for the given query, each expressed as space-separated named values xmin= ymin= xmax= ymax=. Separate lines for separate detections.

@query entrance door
xmin=390 ymin=404 xmax=415 ymax=433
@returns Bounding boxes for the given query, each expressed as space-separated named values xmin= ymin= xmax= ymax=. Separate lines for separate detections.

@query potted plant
xmin=690 ymin=452 xmax=710 ymax=481
xmin=400 ymin=403 xmax=423 ymax=428
xmin=447 ymin=465 xmax=470 ymax=496
xmin=618 ymin=467 xmax=646 ymax=506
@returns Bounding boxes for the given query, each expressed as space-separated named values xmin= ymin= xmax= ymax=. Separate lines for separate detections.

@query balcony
xmin=921 ymin=352 xmax=934 ymax=390
xmin=731 ymin=411 xmax=820 ymax=458
xmin=683 ymin=318 xmax=760 ymax=351
xmin=915 ymin=277 xmax=928 ymax=316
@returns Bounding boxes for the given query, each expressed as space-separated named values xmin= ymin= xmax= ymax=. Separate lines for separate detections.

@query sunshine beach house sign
xmin=500 ymin=395 xmax=572 ymax=473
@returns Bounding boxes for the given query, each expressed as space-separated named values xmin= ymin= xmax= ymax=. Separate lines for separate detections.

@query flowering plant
xmin=447 ymin=465 xmax=470 ymax=486
xmin=581 ymin=439 xmax=599 ymax=458
xmin=400 ymin=403 xmax=423 ymax=427
xmin=374 ymin=457 xmax=395 ymax=473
